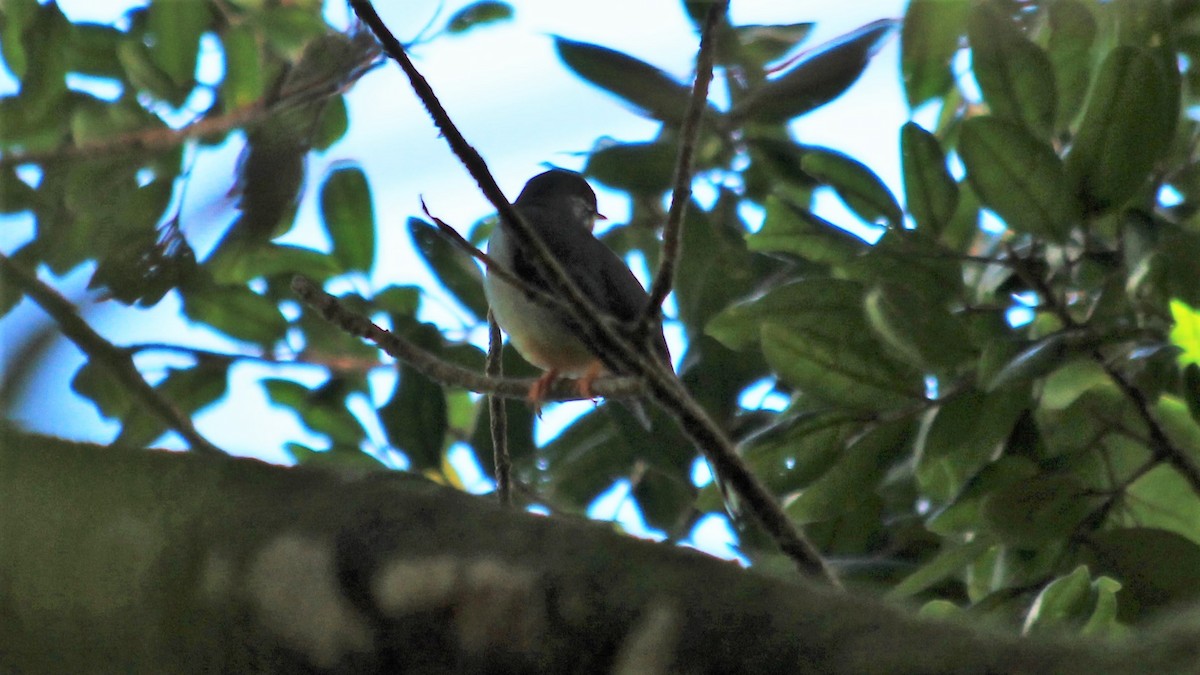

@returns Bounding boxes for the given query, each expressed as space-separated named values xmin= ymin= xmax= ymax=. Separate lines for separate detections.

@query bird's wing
xmin=514 ymin=206 xmax=671 ymax=367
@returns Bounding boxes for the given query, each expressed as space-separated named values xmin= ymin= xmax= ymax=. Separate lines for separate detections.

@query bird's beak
xmin=591 ymin=212 xmax=607 ymax=232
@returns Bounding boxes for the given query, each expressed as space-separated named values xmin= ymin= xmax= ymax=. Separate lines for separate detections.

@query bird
xmin=483 ymin=169 xmax=671 ymax=417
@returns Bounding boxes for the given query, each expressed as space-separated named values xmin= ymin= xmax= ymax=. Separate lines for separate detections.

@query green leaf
xmin=631 ymin=468 xmax=695 ymax=534
xmin=312 ymin=95 xmax=349 ymax=151
xmin=539 ymin=409 xmax=636 ymax=511
xmin=900 ymin=0 xmax=969 ymax=108
xmin=800 ymin=147 xmax=902 ymax=228
xmin=117 ymin=40 xmax=185 ymax=105
xmin=555 ymin=37 xmax=697 ymax=125
xmin=707 ymin=278 xmax=867 ymax=352
xmin=1185 ymin=364 xmax=1200 ymax=424
xmin=408 ymin=217 xmax=488 ymax=320
xmin=959 ymin=116 xmax=1077 ymax=241
xmin=916 ymin=387 xmax=1030 ymax=502
xmin=70 ymin=361 xmax=134 ymax=421
xmin=741 ymin=411 xmax=869 ymax=494
xmin=784 ymin=418 xmax=912 ymax=523
xmin=745 ymin=196 xmax=867 ymax=264
xmin=1039 ymin=357 xmax=1113 ymax=412
xmin=67 ymin=23 xmax=125 ymax=80
xmin=729 ymin=23 xmax=814 ymax=70
xmin=16 ymin=4 xmax=71 ymax=114
xmin=585 ymin=141 xmax=677 ymax=195
xmin=116 ymin=362 xmax=229 ymax=448
xmin=220 ymin=25 xmax=267 ymax=109
xmin=761 ymin=323 xmax=923 ymax=411
xmin=1066 ymin=46 xmax=1175 ymax=212
xmin=379 ymin=365 xmax=448 ymax=471
xmin=900 ymin=122 xmax=958 ymax=235
xmin=888 ymin=538 xmax=992 ymax=599
xmin=1046 ymin=0 xmax=1096 ymax=130
xmin=373 ymin=285 xmax=421 ymax=316
xmin=287 ymin=443 xmax=388 ymax=471
xmin=1022 ymin=566 xmax=1093 ymax=634
xmin=673 ymin=198 xmax=776 ymax=335
xmin=1155 ymin=395 xmax=1200 ymax=462
xmin=319 ymin=165 xmax=376 ymax=273
xmin=1125 ymin=465 xmax=1200 ymax=547
xmin=1081 ymin=576 xmax=1124 ymax=637
xmin=981 ymin=473 xmax=1092 ymax=545
xmin=1170 ymin=299 xmax=1200 ymax=368
xmin=262 ymin=379 xmax=366 ymax=446
xmin=208 ymin=242 xmax=341 ymax=286
xmin=1086 ymin=528 xmax=1200 ymax=622
xmin=734 ymin=19 xmax=897 ymax=123
xmin=863 ymin=281 xmax=972 ymax=371
xmin=145 ymin=0 xmax=210 ymax=92
xmin=983 ymin=334 xmax=1069 ymax=392
xmin=967 ymin=3 xmax=1056 ymax=137
xmin=0 ymin=0 xmax=38 ymax=80
xmin=445 ymin=1 xmax=514 ymax=34
xmin=181 ymin=284 xmax=287 ymax=346
xmin=253 ymin=7 xmax=328 ymax=63
xmin=0 ymin=166 xmax=35 ymax=215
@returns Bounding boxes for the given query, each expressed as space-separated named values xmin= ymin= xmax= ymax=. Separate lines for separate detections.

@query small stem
xmin=641 ymin=0 xmax=725 ymax=325
xmin=487 ymin=310 xmax=512 ymax=506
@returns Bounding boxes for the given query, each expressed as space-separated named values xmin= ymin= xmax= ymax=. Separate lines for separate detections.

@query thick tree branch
xmin=641 ymin=0 xmax=725 ymax=324
xmin=7 ymin=429 xmax=1200 ymax=674
xmin=347 ymin=0 xmax=835 ymax=584
xmin=0 ymin=254 xmax=224 ymax=456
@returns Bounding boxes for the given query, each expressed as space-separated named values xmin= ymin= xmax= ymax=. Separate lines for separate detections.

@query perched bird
xmin=483 ymin=169 xmax=671 ymax=415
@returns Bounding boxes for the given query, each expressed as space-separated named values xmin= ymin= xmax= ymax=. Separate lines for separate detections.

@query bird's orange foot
xmin=576 ymin=361 xmax=604 ymax=401
xmin=528 ymin=369 xmax=560 ymax=418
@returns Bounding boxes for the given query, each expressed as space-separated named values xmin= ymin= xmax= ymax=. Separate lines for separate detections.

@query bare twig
xmin=290 ymin=276 xmax=644 ymax=401
xmin=487 ymin=310 xmax=512 ymax=506
xmin=129 ymin=342 xmax=387 ymax=373
xmin=346 ymin=0 xmax=836 ymax=584
xmin=0 ymin=104 xmax=266 ymax=169
xmin=0 ymin=254 xmax=224 ymax=456
xmin=641 ymin=0 xmax=725 ymax=325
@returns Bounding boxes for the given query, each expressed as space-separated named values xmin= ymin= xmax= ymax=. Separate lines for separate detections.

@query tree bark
xmin=2 ymin=425 xmax=1199 ymax=674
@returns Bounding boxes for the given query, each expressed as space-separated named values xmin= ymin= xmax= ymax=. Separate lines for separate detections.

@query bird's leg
xmin=528 ymin=369 xmax=560 ymax=418
xmin=576 ymin=361 xmax=605 ymax=400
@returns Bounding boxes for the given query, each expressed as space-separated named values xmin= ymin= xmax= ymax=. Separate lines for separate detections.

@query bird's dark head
xmin=515 ymin=169 xmax=603 ymax=230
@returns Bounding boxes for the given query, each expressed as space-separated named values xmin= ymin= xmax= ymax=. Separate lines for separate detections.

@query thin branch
xmin=641 ymin=0 xmax=725 ymax=324
xmin=0 ymin=104 xmax=265 ymax=169
xmin=0 ymin=254 xmax=224 ymax=456
xmin=290 ymin=276 xmax=643 ymax=401
xmin=346 ymin=0 xmax=836 ymax=584
xmin=487 ymin=310 xmax=512 ymax=506
xmin=129 ymin=342 xmax=387 ymax=373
